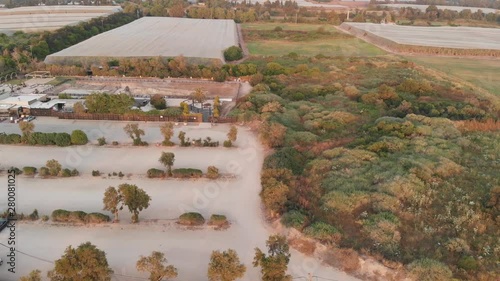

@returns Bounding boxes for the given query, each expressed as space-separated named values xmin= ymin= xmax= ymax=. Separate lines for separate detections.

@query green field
xmin=242 ymin=23 xmax=386 ymax=57
xmin=407 ymin=56 xmax=500 ymax=95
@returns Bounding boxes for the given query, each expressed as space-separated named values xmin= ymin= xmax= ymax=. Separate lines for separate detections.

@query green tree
xmin=103 ymin=186 xmax=121 ymax=222
xmin=20 ymin=269 xmax=42 ymax=281
xmin=73 ymin=101 xmax=86 ymax=114
xmin=48 ymin=242 xmax=113 ymax=281
xmin=136 ymin=251 xmax=178 ymax=281
xmin=151 ymin=94 xmax=167 ymax=110
xmin=46 ymin=159 xmax=61 ymax=176
xmin=227 ymin=125 xmax=238 ymax=142
xmin=19 ymin=121 xmax=34 ymax=143
xmin=159 ymin=152 xmax=175 ymax=176
xmin=208 ymin=249 xmax=246 ymax=281
xmin=118 ymin=184 xmax=151 ymax=223
xmin=71 ymin=130 xmax=88 ymax=145
xmin=124 ymin=123 xmax=146 ymax=146
xmin=160 ymin=122 xmax=175 ymax=146
xmin=180 ymin=102 xmax=190 ymax=115
xmin=224 ymin=46 xmax=243 ymax=61
xmin=253 ymin=235 xmax=292 ymax=281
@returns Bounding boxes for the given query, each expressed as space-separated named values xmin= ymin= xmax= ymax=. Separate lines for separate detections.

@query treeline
xmin=416 ymin=0 xmax=500 ymax=9
xmin=125 ymin=0 xmax=346 ymax=24
xmin=6 ymin=0 xmax=115 ymax=8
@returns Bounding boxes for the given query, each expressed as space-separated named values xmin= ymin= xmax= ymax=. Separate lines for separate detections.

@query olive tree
xmin=48 ymin=242 xmax=113 ymax=281
xmin=136 ymin=251 xmax=178 ymax=281
xmin=124 ymin=123 xmax=146 ymax=146
xmin=208 ymin=249 xmax=246 ymax=281
xmin=159 ymin=152 xmax=175 ymax=176
xmin=253 ymin=235 xmax=292 ymax=281
xmin=118 ymin=183 xmax=151 ymax=223
xmin=20 ymin=270 xmax=42 ymax=281
xmin=103 ymin=186 xmax=121 ymax=222
xmin=160 ymin=122 xmax=175 ymax=146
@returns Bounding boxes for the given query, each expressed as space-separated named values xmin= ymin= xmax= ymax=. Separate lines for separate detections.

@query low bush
xmin=54 ymin=132 xmax=72 ymax=147
xmin=22 ymin=166 xmax=37 ymax=176
xmin=9 ymin=167 xmax=22 ymax=175
xmin=59 ymin=168 xmax=72 ymax=177
xmin=112 ymin=141 xmax=119 ymax=146
xmin=97 ymin=137 xmax=107 ymax=146
xmin=92 ymin=170 xmax=101 ymax=177
xmin=178 ymin=212 xmax=205 ymax=226
xmin=39 ymin=167 xmax=50 ymax=177
xmin=28 ymin=209 xmax=39 ymax=221
xmin=41 ymin=215 xmax=49 ymax=222
xmin=51 ymin=209 xmax=71 ymax=222
xmin=206 ymin=166 xmax=219 ymax=179
xmin=147 ymin=168 xmax=166 ymax=178
xmin=172 ymin=168 xmax=203 ymax=178
xmin=70 ymin=130 xmax=88 ymax=145
xmin=303 ymin=222 xmax=341 ymax=244
xmin=71 ymin=169 xmax=79 ymax=176
xmin=208 ymin=214 xmax=228 ymax=227
xmin=281 ymin=210 xmax=308 ymax=229
xmin=85 ymin=212 xmax=111 ymax=224
xmin=118 ymin=171 xmax=124 ymax=178
xmin=223 ymin=140 xmax=232 ymax=147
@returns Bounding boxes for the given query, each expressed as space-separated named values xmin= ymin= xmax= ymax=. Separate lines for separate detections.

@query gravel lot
xmin=0 ymin=120 xmax=360 ymax=281
xmin=45 ymin=17 xmax=239 ymax=64
xmin=0 ymin=5 xmax=120 ymax=35
xmin=343 ymin=22 xmax=500 ymax=50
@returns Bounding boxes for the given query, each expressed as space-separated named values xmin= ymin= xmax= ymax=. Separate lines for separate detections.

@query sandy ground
xmin=0 ymin=119 xmax=360 ymax=281
xmin=54 ymin=78 xmax=241 ymax=99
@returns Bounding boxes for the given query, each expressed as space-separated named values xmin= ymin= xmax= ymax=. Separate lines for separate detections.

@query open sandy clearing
xmin=0 ymin=123 xmax=360 ymax=281
xmin=342 ymin=22 xmax=500 ymax=50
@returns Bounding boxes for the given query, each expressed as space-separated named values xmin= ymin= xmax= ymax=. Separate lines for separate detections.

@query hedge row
xmin=178 ymin=213 xmax=229 ymax=227
xmin=51 ymin=209 xmax=110 ymax=224
xmin=172 ymin=168 xmax=203 ymax=178
xmin=0 ymin=130 xmax=88 ymax=146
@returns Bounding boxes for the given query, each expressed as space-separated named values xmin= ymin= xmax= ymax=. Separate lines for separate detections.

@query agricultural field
xmin=342 ymin=22 xmax=500 ymax=50
xmin=44 ymin=17 xmax=239 ymax=65
xmin=407 ymin=56 xmax=500 ymax=95
xmin=0 ymin=5 xmax=121 ymax=35
xmin=242 ymin=23 xmax=386 ymax=57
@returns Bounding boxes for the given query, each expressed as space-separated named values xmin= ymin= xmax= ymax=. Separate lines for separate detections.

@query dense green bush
xmin=70 ymin=130 xmax=88 ymax=145
xmin=303 ymin=222 xmax=341 ymax=244
xmin=208 ymin=214 xmax=228 ymax=227
xmin=172 ymin=168 xmax=203 ymax=178
xmin=51 ymin=209 xmax=71 ymax=222
xmin=54 ymin=133 xmax=72 ymax=147
xmin=92 ymin=170 xmax=101 ymax=176
xmin=0 ymin=133 xmax=22 ymax=144
xmin=264 ymin=147 xmax=306 ymax=175
xmin=39 ymin=167 xmax=50 ymax=177
xmin=151 ymin=94 xmax=167 ymax=110
xmin=9 ymin=167 xmax=22 ymax=175
xmin=22 ymin=166 xmax=37 ymax=176
xmin=59 ymin=168 xmax=72 ymax=177
xmin=223 ymin=46 xmax=243 ymax=61
xmin=97 ymin=137 xmax=107 ymax=146
xmin=28 ymin=209 xmax=39 ymax=221
xmin=85 ymin=213 xmax=111 ymax=224
xmin=281 ymin=210 xmax=307 ymax=229
xmin=178 ymin=212 xmax=205 ymax=226
xmin=147 ymin=168 xmax=166 ymax=178
xmin=223 ymin=140 xmax=232 ymax=147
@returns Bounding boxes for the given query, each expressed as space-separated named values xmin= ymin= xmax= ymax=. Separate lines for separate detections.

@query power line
xmin=0 ymin=242 xmax=54 ymax=264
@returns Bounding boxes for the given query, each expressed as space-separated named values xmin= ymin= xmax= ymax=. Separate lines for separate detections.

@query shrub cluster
xmin=208 ymin=214 xmax=229 ymax=228
xmin=147 ymin=168 xmax=166 ymax=178
xmin=178 ymin=212 xmax=205 ymax=226
xmin=171 ymin=168 xmax=203 ymax=178
xmin=1 ymin=130 xmax=88 ymax=146
xmin=51 ymin=209 xmax=110 ymax=224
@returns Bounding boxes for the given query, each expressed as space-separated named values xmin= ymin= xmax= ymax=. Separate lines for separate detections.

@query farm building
xmin=44 ymin=17 xmax=240 ymax=65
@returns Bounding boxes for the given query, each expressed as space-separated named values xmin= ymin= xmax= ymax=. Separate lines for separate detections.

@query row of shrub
xmin=177 ymin=213 xmax=228 ymax=227
xmin=92 ymin=170 xmax=125 ymax=178
xmin=147 ymin=166 xmax=219 ymax=179
xmin=0 ymin=130 xmax=88 ymax=146
xmin=51 ymin=209 xmax=110 ymax=224
xmin=10 ymin=164 xmax=79 ymax=178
